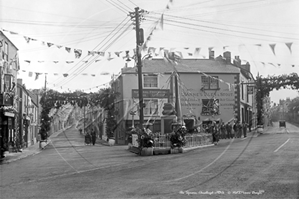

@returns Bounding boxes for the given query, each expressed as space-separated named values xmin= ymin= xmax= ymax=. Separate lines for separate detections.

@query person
xmin=238 ymin=122 xmax=243 ymax=138
xmin=233 ymin=121 xmax=238 ymax=138
xmin=91 ymin=128 xmax=96 ymax=146
xmin=248 ymin=121 xmax=252 ymax=132
xmin=85 ymin=131 xmax=91 ymax=145
xmin=212 ymin=122 xmax=219 ymax=145
xmin=243 ymin=122 xmax=248 ymax=138
xmin=225 ymin=122 xmax=232 ymax=139
xmin=220 ymin=122 xmax=226 ymax=139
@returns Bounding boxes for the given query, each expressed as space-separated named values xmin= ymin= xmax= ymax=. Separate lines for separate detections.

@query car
xmin=279 ymin=120 xmax=286 ymax=128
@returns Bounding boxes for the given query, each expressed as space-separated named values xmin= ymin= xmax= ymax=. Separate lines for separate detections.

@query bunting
xmin=269 ymin=44 xmax=276 ymax=55
xmin=285 ymin=42 xmax=293 ymax=54
xmin=74 ymin=49 xmax=82 ymax=59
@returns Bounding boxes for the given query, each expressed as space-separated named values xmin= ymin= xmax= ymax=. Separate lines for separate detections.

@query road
xmin=0 ymin=122 xmax=298 ymax=199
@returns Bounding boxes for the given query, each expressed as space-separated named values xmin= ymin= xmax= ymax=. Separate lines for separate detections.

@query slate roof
xmin=122 ymin=59 xmax=241 ymax=74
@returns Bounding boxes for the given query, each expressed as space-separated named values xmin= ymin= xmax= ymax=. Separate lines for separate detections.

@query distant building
xmin=111 ymin=51 xmax=255 ymax=144
xmin=17 ymin=79 xmax=39 ymax=148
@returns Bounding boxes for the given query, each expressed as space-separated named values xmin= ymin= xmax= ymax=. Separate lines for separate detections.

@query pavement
xmin=0 ymin=124 xmax=115 ymax=164
xmin=0 ymin=122 xmax=295 ymax=164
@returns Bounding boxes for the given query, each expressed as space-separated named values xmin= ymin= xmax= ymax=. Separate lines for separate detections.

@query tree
xmin=256 ymin=73 xmax=299 ymax=125
xmin=98 ymin=88 xmax=119 ymax=137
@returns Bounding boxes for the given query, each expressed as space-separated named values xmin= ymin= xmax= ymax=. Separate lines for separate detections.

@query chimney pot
xmin=223 ymin=51 xmax=231 ymax=64
xmin=209 ymin=50 xmax=214 ymax=59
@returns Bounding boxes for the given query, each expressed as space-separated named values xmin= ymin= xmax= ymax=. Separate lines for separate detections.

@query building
xmin=111 ymin=51 xmax=255 ymax=145
xmin=0 ymin=31 xmax=20 ymax=156
xmin=17 ymin=79 xmax=39 ymax=148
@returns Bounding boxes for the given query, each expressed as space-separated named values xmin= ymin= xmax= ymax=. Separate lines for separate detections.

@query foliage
xmin=170 ymin=126 xmax=187 ymax=148
xmin=256 ymin=73 xmax=299 ymax=125
xmin=98 ymin=88 xmax=119 ymax=135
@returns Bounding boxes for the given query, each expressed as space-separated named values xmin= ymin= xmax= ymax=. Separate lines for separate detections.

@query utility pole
xmin=129 ymin=7 xmax=146 ymax=129
xmin=44 ymin=73 xmax=47 ymax=91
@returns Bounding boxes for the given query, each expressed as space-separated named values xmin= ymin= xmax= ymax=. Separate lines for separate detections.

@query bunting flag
xmin=35 ymin=72 xmax=42 ymax=80
xmin=269 ymin=44 xmax=276 ymax=55
xmin=74 ymin=49 xmax=82 ymax=58
xmin=47 ymin=43 xmax=54 ymax=47
xmin=285 ymin=42 xmax=293 ymax=54
xmin=63 ymin=74 xmax=69 ymax=77
xmin=24 ymin=36 xmax=30 ymax=43
xmin=65 ymin=47 xmax=71 ymax=53
xmin=66 ymin=61 xmax=74 ymax=64
xmin=56 ymin=45 xmax=63 ymax=49
xmin=24 ymin=60 xmax=31 ymax=64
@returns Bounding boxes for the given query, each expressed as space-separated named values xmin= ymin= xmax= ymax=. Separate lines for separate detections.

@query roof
xmin=0 ymin=31 xmax=19 ymax=51
xmin=27 ymin=90 xmax=39 ymax=106
xmin=122 ymin=59 xmax=241 ymax=74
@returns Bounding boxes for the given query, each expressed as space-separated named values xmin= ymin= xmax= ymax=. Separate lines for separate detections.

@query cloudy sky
xmin=1 ymin=0 xmax=298 ymax=103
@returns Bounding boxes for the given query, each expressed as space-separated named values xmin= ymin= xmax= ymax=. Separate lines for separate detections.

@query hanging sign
xmin=247 ymin=86 xmax=254 ymax=95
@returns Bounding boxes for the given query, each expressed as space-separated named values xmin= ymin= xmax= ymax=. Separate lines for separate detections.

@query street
xmin=0 ymin=122 xmax=298 ymax=199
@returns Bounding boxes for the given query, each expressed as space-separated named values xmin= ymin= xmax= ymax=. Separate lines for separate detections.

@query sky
xmin=1 ymin=0 xmax=299 ymax=103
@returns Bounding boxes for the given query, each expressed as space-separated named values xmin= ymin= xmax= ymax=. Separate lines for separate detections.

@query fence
xmin=150 ymin=133 xmax=212 ymax=149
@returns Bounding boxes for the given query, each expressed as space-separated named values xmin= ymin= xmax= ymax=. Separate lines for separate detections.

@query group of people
xmin=84 ymin=128 xmax=97 ymax=146
xmin=204 ymin=121 xmax=250 ymax=145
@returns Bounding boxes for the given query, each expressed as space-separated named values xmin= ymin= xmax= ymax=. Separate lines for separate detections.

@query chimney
xmin=233 ymin=56 xmax=241 ymax=67
xmin=223 ymin=51 xmax=231 ymax=64
xmin=209 ymin=50 xmax=214 ymax=60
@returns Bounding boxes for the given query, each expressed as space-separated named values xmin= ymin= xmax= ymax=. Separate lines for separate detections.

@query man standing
xmin=91 ymin=128 xmax=96 ymax=146
xmin=243 ymin=122 xmax=248 ymax=138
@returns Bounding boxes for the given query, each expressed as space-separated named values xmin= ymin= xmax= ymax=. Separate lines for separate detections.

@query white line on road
xmin=274 ymin=138 xmax=290 ymax=153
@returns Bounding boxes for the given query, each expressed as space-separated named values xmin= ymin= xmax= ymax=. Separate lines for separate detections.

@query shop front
xmin=0 ymin=111 xmax=15 ymax=155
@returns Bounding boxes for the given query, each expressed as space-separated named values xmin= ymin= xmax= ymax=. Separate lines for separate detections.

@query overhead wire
xmin=145 ymin=17 xmax=297 ymax=43
xmin=105 ymin=0 xmax=129 ymax=14
xmin=149 ymin=12 xmax=298 ymax=37
xmin=53 ymin=18 xmax=132 ymax=88
xmin=51 ymin=16 xmax=130 ymax=86
xmin=146 ymin=15 xmax=297 ymax=41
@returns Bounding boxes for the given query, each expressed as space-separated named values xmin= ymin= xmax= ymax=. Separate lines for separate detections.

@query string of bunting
xmin=18 ymin=70 xmax=111 ymax=80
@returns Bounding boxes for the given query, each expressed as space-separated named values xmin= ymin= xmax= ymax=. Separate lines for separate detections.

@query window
xmin=201 ymin=76 xmax=219 ymax=90
xmin=4 ymin=42 xmax=8 ymax=61
xmin=144 ymin=75 xmax=158 ymax=88
xmin=241 ymin=81 xmax=244 ymax=100
xmin=144 ymin=99 xmax=158 ymax=116
xmin=4 ymin=74 xmax=12 ymax=91
xmin=201 ymin=99 xmax=220 ymax=116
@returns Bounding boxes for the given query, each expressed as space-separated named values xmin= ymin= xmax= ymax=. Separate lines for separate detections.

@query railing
xmin=150 ymin=133 xmax=213 ymax=149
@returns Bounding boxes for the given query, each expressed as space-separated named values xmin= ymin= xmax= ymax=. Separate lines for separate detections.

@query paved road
xmin=0 ymin=123 xmax=298 ymax=199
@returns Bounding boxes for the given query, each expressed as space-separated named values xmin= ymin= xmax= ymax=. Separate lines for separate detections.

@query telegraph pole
xmin=129 ymin=7 xmax=146 ymax=129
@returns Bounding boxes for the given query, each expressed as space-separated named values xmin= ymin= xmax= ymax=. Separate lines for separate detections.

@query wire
xmin=145 ymin=17 xmax=297 ymax=43
xmin=54 ymin=19 xmax=132 ymax=87
xmin=149 ymin=12 xmax=298 ymax=37
xmin=52 ymin=17 xmax=131 ymax=86
xmin=146 ymin=15 xmax=297 ymax=41
xmin=105 ymin=0 xmax=129 ymax=14
xmin=58 ymin=24 xmax=132 ymax=87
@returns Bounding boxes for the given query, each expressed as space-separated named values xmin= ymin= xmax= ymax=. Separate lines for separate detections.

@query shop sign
xmin=4 ymin=112 xmax=14 ymax=117
xmin=132 ymin=89 xmax=170 ymax=98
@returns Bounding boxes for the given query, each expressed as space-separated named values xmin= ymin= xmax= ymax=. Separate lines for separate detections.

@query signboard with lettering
xmin=132 ymin=89 xmax=170 ymax=98
xmin=132 ymin=134 xmax=139 ymax=147
xmin=247 ymin=86 xmax=254 ymax=95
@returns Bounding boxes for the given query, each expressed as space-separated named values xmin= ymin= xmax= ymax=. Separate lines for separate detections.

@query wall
xmin=179 ymin=73 xmax=237 ymax=123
